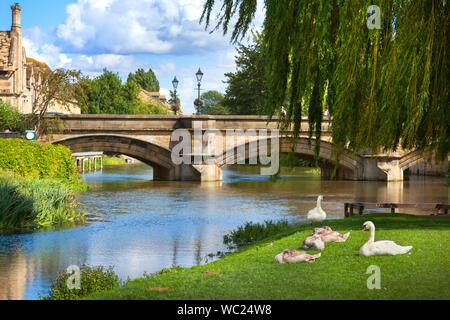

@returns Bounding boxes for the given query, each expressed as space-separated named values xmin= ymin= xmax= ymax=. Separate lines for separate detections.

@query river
xmin=0 ymin=164 xmax=448 ymax=300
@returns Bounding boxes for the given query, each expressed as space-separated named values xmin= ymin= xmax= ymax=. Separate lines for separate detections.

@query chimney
xmin=11 ymin=4 xmax=22 ymax=31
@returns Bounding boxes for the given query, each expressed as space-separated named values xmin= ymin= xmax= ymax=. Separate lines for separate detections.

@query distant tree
xmin=75 ymin=69 xmax=170 ymax=115
xmin=222 ymin=31 xmax=267 ymax=115
xmin=77 ymin=69 xmax=141 ymax=115
xmin=199 ymin=90 xmax=231 ymax=115
xmin=168 ymin=90 xmax=181 ymax=105
xmin=127 ymin=68 xmax=160 ymax=92
xmin=0 ymin=100 xmax=26 ymax=132
xmin=168 ymin=91 xmax=182 ymax=115
xmin=31 ymin=68 xmax=81 ymax=135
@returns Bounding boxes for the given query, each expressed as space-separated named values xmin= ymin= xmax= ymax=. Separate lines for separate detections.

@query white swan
xmin=307 ymin=196 xmax=327 ymax=223
xmin=359 ymin=221 xmax=413 ymax=256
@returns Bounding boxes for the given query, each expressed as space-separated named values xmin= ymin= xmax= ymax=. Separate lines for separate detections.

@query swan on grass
xmin=307 ymin=196 xmax=327 ymax=223
xmin=274 ymin=249 xmax=321 ymax=264
xmin=359 ymin=221 xmax=413 ymax=256
xmin=302 ymin=226 xmax=350 ymax=251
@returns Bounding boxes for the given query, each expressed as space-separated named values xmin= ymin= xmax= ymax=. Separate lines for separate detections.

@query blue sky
xmin=0 ymin=0 xmax=264 ymax=114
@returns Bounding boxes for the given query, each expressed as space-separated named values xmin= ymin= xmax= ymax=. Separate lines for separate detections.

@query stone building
xmin=0 ymin=5 xmax=80 ymax=114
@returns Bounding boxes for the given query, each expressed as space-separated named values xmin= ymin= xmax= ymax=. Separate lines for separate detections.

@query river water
xmin=0 ymin=164 xmax=448 ymax=300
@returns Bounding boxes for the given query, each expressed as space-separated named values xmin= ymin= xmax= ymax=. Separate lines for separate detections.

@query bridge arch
xmin=399 ymin=150 xmax=426 ymax=172
xmin=217 ymin=137 xmax=364 ymax=180
xmin=51 ymin=134 xmax=195 ymax=180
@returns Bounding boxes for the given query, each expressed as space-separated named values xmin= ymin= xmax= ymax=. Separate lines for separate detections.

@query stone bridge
xmin=38 ymin=114 xmax=434 ymax=182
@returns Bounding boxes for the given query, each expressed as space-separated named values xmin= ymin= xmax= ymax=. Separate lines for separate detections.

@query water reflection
xmin=0 ymin=164 xmax=448 ymax=300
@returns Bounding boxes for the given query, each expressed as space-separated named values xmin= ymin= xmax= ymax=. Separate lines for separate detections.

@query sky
xmin=0 ymin=0 xmax=265 ymax=115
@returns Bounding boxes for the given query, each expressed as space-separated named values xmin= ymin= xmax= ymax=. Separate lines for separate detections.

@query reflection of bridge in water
xmin=39 ymin=115 xmax=447 ymax=182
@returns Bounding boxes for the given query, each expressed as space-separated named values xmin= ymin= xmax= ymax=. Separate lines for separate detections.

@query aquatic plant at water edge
xmin=39 ymin=265 xmax=122 ymax=300
xmin=224 ymin=220 xmax=293 ymax=248
xmin=0 ymin=182 xmax=35 ymax=228
xmin=0 ymin=173 xmax=85 ymax=229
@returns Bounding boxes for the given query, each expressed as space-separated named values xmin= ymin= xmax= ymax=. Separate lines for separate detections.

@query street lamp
xmin=172 ymin=76 xmax=179 ymax=115
xmin=195 ymin=68 xmax=204 ymax=115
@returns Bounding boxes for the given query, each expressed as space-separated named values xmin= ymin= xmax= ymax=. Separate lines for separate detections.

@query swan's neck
xmin=368 ymin=226 xmax=375 ymax=243
xmin=317 ymin=197 xmax=322 ymax=208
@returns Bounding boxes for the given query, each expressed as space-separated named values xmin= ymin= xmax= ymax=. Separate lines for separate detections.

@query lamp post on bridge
xmin=194 ymin=68 xmax=204 ymax=115
xmin=172 ymin=76 xmax=179 ymax=115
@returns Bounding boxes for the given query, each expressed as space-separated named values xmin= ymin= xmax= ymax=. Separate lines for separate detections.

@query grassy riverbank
xmin=86 ymin=213 xmax=450 ymax=300
xmin=102 ymin=156 xmax=127 ymax=166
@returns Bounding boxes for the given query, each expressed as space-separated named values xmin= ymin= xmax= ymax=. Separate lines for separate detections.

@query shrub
xmin=0 ymin=101 xmax=26 ymax=133
xmin=0 ymin=138 xmax=86 ymax=191
xmin=40 ymin=265 xmax=122 ymax=300
xmin=223 ymin=220 xmax=293 ymax=248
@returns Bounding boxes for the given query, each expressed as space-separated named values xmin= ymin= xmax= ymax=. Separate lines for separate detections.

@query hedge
xmin=0 ymin=138 xmax=85 ymax=191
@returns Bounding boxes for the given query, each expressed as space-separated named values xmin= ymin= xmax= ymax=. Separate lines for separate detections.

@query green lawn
xmin=86 ymin=213 xmax=450 ymax=300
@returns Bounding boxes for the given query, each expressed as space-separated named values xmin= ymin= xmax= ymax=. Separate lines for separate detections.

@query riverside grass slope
xmin=86 ymin=213 xmax=450 ymax=300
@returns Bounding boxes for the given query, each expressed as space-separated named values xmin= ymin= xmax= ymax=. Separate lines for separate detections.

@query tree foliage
xmin=76 ymin=69 xmax=168 ymax=115
xmin=222 ymin=31 xmax=267 ymax=115
xmin=77 ymin=69 xmax=141 ymax=114
xmin=0 ymin=101 xmax=26 ymax=132
xmin=127 ymin=68 xmax=160 ymax=92
xmin=201 ymin=0 xmax=449 ymax=160
xmin=32 ymin=68 xmax=81 ymax=136
xmin=200 ymin=90 xmax=231 ymax=115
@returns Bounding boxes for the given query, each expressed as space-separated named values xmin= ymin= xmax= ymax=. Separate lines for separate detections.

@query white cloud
xmin=55 ymin=0 xmax=232 ymax=55
xmin=20 ymin=0 xmax=268 ymax=115
xmin=70 ymin=54 xmax=153 ymax=78
xmin=23 ymin=28 xmax=73 ymax=69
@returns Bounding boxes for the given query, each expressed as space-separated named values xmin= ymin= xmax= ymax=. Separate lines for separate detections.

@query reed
xmin=223 ymin=219 xmax=293 ymax=248
xmin=0 ymin=173 xmax=85 ymax=229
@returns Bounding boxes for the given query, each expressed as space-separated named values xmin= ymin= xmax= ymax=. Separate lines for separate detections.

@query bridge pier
xmin=155 ymin=164 xmax=222 ymax=182
xmin=377 ymin=159 xmax=404 ymax=182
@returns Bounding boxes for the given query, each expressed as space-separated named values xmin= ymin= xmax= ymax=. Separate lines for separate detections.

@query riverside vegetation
xmin=0 ymin=139 xmax=87 ymax=229
xmin=39 ymin=265 xmax=122 ymax=300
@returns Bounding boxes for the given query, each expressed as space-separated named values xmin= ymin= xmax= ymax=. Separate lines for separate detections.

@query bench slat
xmin=344 ymin=202 xmax=449 ymax=217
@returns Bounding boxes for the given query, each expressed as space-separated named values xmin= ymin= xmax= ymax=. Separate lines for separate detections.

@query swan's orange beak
xmin=361 ymin=227 xmax=366 ymax=232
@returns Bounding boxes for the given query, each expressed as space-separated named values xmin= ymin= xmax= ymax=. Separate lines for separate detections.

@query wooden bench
xmin=344 ymin=202 xmax=449 ymax=218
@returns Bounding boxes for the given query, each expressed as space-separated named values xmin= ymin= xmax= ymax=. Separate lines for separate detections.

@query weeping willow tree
xmin=201 ymin=0 xmax=448 ymax=161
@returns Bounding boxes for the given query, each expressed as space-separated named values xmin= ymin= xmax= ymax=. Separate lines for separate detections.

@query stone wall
xmin=0 ymin=132 xmax=21 ymax=139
